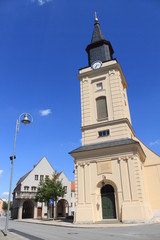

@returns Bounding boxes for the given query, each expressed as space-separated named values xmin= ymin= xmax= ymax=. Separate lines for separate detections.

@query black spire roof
xmin=86 ymin=14 xmax=114 ymax=66
xmin=91 ymin=17 xmax=105 ymax=43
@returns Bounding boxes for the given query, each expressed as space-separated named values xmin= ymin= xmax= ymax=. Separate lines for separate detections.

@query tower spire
xmin=86 ymin=14 xmax=114 ymax=66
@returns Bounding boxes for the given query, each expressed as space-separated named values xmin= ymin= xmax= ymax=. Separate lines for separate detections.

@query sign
xmin=97 ymin=161 xmax=112 ymax=175
xmin=49 ymin=199 xmax=54 ymax=205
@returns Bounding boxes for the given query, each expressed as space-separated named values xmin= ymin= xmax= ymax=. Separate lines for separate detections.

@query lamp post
xmin=4 ymin=113 xmax=33 ymax=236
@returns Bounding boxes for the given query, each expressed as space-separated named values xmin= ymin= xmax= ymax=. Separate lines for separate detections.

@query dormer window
xmin=97 ymin=83 xmax=103 ymax=91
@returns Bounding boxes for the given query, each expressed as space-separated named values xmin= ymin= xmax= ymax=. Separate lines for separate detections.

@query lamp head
xmin=10 ymin=156 xmax=16 ymax=160
xmin=21 ymin=114 xmax=31 ymax=125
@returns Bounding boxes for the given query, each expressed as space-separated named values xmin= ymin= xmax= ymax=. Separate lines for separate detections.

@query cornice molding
xmin=81 ymin=118 xmax=135 ymax=136
xmin=77 ymin=61 xmax=128 ymax=88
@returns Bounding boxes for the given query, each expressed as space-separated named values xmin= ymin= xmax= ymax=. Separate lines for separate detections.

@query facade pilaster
xmin=119 ymin=158 xmax=131 ymax=201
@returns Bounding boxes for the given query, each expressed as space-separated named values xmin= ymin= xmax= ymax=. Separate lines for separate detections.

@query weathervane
xmin=95 ymin=11 xmax=99 ymax=23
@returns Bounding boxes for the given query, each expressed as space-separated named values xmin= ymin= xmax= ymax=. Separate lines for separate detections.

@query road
xmin=0 ymin=216 xmax=160 ymax=240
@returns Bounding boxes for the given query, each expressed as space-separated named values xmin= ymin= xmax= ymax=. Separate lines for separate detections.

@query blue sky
xmin=0 ymin=0 xmax=160 ymax=199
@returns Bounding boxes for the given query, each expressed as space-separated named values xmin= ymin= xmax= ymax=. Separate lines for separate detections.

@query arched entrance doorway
xmin=57 ymin=199 xmax=69 ymax=217
xmin=22 ymin=200 xmax=34 ymax=219
xmin=101 ymin=184 xmax=116 ymax=219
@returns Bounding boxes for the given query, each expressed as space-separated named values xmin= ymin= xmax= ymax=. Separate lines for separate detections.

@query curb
xmin=16 ymin=219 xmax=148 ymax=229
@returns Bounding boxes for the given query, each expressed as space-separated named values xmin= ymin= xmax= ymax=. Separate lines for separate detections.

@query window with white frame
xmin=97 ymin=82 xmax=103 ymax=91
xmin=31 ymin=186 xmax=36 ymax=191
xmin=24 ymin=186 xmax=29 ymax=191
xmin=40 ymin=175 xmax=44 ymax=181
xmin=64 ymin=186 xmax=67 ymax=193
xmin=98 ymin=129 xmax=110 ymax=137
xmin=35 ymin=175 xmax=38 ymax=180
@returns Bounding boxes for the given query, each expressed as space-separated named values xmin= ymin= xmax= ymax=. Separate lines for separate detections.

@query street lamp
xmin=4 ymin=113 xmax=33 ymax=236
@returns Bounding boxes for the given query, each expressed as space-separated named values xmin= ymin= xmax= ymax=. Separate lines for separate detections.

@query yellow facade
xmin=70 ymin=17 xmax=160 ymax=223
xmin=70 ymin=58 xmax=160 ymax=223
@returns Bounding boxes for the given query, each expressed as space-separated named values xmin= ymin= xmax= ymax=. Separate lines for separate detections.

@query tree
xmin=2 ymin=201 xmax=12 ymax=212
xmin=35 ymin=172 xmax=65 ymax=218
xmin=2 ymin=201 xmax=8 ymax=212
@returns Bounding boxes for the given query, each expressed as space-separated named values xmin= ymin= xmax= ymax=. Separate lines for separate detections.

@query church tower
xmin=70 ymin=15 xmax=154 ymax=223
xmin=79 ymin=15 xmax=133 ymax=146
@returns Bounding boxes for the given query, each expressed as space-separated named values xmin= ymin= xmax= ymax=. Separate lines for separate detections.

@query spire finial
xmin=95 ymin=12 xmax=99 ymax=23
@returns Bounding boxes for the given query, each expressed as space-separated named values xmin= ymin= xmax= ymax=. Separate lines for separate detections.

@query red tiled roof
xmin=57 ymin=172 xmax=62 ymax=178
xmin=71 ymin=181 xmax=75 ymax=191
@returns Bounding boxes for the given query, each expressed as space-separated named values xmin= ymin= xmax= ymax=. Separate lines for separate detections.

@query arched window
xmin=96 ymin=96 xmax=108 ymax=120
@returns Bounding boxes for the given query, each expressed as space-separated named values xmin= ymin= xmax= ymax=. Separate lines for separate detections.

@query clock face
xmin=91 ymin=60 xmax=102 ymax=70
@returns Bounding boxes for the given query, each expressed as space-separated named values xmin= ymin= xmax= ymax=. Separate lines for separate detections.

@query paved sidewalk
xmin=15 ymin=215 xmax=160 ymax=228
xmin=17 ymin=218 xmax=144 ymax=228
xmin=0 ymin=230 xmax=27 ymax=240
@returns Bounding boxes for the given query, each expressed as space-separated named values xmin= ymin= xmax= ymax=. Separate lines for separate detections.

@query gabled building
xmin=12 ymin=157 xmax=75 ymax=219
xmin=70 ymin=16 xmax=160 ymax=223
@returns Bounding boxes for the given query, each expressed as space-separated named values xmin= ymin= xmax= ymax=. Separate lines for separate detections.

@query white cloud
xmin=2 ymin=192 xmax=9 ymax=196
xmin=32 ymin=0 xmax=52 ymax=6
xmin=0 ymin=170 xmax=3 ymax=176
xmin=39 ymin=109 xmax=52 ymax=116
xmin=149 ymin=139 xmax=160 ymax=146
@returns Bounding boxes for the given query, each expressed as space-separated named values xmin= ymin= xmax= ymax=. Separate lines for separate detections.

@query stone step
xmin=96 ymin=220 xmax=120 ymax=224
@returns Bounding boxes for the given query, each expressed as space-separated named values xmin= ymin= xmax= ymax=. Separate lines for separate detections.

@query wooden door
xmin=37 ymin=207 xmax=42 ymax=218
